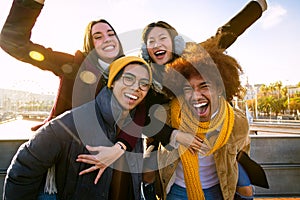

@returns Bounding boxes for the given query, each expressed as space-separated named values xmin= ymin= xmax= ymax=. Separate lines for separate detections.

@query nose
xmin=192 ymin=89 xmax=203 ymax=100
xmin=103 ymin=34 xmax=112 ymax=43
xmin=130 ymin=80 xmax=140 ymax=91
xmin=153 ymin=41 xmax=161 ymax=48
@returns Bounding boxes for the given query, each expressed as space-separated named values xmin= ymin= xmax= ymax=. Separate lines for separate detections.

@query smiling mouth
xmin=193 ymin=102 xmax=207 ymax=108
xmin=154 ymin=50 xmax=166 ymax=57
xmin=193 ymin=102 xmax=208 ymax=115
xmin=103 ymin=45 xmax=115 ymax=51
xmin=125 ymin=93 xmax=138 ymax=100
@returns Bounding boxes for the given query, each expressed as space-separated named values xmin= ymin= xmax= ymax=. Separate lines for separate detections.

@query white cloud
xmin=261 ymin=4 xmax=287 ymax=29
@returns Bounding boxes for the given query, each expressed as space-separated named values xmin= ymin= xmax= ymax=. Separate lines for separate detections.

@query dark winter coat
xmin=3 ymin=87 xmax=143 ymax=200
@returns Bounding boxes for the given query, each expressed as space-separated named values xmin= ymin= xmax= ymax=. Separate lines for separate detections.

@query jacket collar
xmin=95 ymin=87 xmax=135 ymax=128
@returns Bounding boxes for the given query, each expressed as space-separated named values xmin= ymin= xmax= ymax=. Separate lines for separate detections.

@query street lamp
xmin=287 ymin=87 xmax=290 ymax=114
xmin=285 ymin=80 xmax=290 ymax=114
xmin=254 ymin=86 xmax=258 ymax=119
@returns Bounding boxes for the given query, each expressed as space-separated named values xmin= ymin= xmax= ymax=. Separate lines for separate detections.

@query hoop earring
xmin=141 ymin=35 xmax=186 ymax=62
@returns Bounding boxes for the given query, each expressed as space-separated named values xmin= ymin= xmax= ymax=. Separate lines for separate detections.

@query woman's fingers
xmin=85 ymin=145 xmax=102 ymax=152
xmin=94 ymin=166 xmax=107 ymax=184
xmin=76 ymin=155 xmax=99 ymax=164
xmin=79 ymin=165 xmax=99 ymax=175
xmin=188 ymin=136 xmax=212 ymax=155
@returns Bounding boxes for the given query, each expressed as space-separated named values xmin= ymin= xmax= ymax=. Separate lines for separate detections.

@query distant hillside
xmin=0 ymin=88 xmax=55 ymax=103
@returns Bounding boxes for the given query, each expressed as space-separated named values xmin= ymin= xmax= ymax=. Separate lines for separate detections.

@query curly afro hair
xmin=163 ymin=42 xmax=243 ymax=102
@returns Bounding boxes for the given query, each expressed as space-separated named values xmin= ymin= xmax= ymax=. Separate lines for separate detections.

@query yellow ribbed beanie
xmin=107 ymin=56 xmax=152 ymax=88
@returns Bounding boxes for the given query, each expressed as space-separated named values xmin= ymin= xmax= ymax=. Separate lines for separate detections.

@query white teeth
xmin=155 ymin=50 xmax=165 ymax=55
xmin=104 ymin=45 xmax=114 ymax=50
xmin=125 ymin=93 xmax=138 ymax=100
xmin=193 ymin=102 xmax=207 ymax=108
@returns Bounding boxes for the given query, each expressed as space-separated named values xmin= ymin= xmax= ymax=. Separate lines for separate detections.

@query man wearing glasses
xmin=3 ymin=56 xmax=152 ymax=200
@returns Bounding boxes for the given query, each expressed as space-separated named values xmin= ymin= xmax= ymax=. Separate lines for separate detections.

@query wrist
xmin=174 ymin=129 xmax=183 ymax=142
xmin=116 ymin=141 xmax=126 ymax=151
xmin=254 ymin=0 xmax=267 ymax=12
xmin=170 ymin=129 xmax=180 ymax=149
xmin=34 ymin=0 xmax=45 ymax=4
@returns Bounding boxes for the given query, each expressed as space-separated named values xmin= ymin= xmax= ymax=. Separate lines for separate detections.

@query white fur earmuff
xmin=141 ymin=35 xmax=186 ymax=61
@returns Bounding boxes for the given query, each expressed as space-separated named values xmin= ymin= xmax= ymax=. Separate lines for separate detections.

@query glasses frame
xmin=121 ymin=73 xmax=150 ymax=91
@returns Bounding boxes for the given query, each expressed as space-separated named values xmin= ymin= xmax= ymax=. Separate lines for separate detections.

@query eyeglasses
xmin=122 ymin=73 xmax=150 ymax=91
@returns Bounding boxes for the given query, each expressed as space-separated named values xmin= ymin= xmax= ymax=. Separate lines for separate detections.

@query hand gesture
xmin=76 ymin=144 xmax=124 ymax=184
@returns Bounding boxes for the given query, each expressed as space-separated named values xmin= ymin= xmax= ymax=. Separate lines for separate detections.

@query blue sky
xmin=0 ymin=0 xmax=299 ymax=94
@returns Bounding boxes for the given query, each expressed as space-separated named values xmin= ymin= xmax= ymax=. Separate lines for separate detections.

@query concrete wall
xmin=0 ymin=140 xmax=27 ymax=196
xmin=0 ymin=135 xmax=300 ymax=197
xmin=250 ymin=135 xmax=300 ymax=197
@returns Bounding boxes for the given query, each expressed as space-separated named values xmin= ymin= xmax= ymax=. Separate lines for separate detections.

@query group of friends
xmin=0 ymin=0 xmax=268 ymax=199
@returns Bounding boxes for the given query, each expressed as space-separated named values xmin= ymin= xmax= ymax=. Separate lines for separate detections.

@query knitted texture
xmin=107 ymin=56 xmax=152 ymax=88
xmin=170 ymin=96 xmax=234 ymax=200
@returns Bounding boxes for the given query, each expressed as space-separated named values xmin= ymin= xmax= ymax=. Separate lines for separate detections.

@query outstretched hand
xmin=76 ymin=144 xmax=125 ymax=184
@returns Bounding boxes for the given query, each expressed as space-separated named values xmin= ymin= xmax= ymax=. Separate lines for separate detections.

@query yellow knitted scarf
xmin=170 ymin=96 xmax=235 ymax=200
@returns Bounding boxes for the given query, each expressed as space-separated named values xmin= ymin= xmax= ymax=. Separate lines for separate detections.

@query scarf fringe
xmin=44 ymin=165 xmax=57 ymax=194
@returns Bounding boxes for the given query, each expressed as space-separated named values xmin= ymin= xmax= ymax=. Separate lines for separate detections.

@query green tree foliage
xmin=245 ymin=81 xmax=300 ymax=119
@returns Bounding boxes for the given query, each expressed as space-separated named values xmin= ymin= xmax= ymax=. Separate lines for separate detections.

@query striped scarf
xmin=170 ymin=96 xmax=234 ymax=200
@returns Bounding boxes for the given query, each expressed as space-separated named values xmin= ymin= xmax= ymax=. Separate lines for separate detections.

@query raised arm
xmin=202 ymin=0 xmax=267 ymax=50
xmin=34 ymin=0 xmax=45 ymax=3
xmin=0 ymin=0 xmax=76 ymax=77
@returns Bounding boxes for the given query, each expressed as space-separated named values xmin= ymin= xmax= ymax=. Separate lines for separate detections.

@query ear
xmin=216 ymin=86 xmax=224 ymax=97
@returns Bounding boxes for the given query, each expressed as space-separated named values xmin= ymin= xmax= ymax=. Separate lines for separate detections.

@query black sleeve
xmin=142 ymin=105 xmax=174 ymax=147
xmin=17 ymin=0 xmax=43 ymax=9
xmin=116 ymin=134 xmax=136 ymax=152
xmin=115 ymin=104 xmax=173 ymax=151
xmin=0 ymin=0 xmax=75 ymax=76
xmin=202 ymin=1 xmax=263 ymax=49
xmin=1 ymin=0 xmax=43 ymax=53
xmin=3 ymin=124 xmax=62 ymax=199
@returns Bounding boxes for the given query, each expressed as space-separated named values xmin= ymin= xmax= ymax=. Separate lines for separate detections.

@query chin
xmin=154 ymin=60 xmax=164 ymax=65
